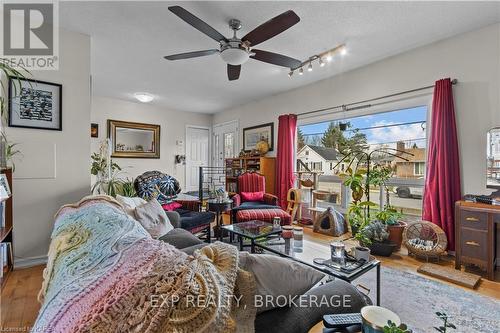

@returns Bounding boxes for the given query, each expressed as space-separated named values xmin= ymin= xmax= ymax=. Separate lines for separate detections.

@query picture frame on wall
xmin=91 ymin=123 xmax=99 ymax=138
xmin=8 ymin=77 xmax=62 ymax=131
xmin=243 ymin=122 xmax=274 ymax=152
xmin=108 ymin=119 xmax=160 ymax=158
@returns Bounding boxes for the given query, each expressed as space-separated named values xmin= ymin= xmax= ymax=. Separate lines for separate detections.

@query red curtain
xmin=422 ymin=78 xmax=461 ymax=251
xmin=276 ymin=114 xmax=297 ymax=209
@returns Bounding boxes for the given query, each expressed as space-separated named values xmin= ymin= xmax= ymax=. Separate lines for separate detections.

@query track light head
xmin=307 ymin=62 xmax=313 ymax=72
xmin=340 ymin=46 xmax=347 ymax=56
xmin=288 ymin=70 xmax=293 ymax=77
xmin=326 ymin=53 xmax=332 ymax=62
xmin=319 ymin=58 xmax=325 ymax=67
xmin=298 ymin=67 xmax=304 ymax=75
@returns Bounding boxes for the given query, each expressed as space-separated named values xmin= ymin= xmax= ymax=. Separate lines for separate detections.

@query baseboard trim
xmin=14 ymin=256 xmax=48 ymax=269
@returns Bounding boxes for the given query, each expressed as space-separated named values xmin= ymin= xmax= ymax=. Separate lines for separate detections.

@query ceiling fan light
xmin=307 ymin=62 xmax=313 ymax=72
xmin=220 ymin=48 xmax=250 ymax=65
xmin=298 ymin=67 xmax=304 ymax=75
xmin=134 ymin=92 xmax=154 ymax=103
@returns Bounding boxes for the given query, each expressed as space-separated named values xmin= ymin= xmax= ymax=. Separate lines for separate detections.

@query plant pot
xmin=387 ymin=221 xmax=407 ymax=250
xmin=365 ymin=241 xmax=397 ymax=257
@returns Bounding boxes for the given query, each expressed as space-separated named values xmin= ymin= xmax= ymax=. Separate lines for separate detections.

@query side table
xmin=207 ymin=199 xmax=233 ymax=241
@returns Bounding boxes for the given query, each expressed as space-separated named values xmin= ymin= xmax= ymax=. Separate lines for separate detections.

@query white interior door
xmin=186 ymin=126 xmax=209 ymax=192
xmin=213 ymin=120 xmax=239 ymax=167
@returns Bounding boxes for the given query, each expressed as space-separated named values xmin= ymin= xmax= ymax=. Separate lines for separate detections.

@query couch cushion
xmin=236 ymin=208 xmax=291 ymax=225
xmin=241 ymin=191 xmax=265 ymax=203
xmin=239 ymin=252 xmax=325 ymax=313
xmin=134 ymin=198 xmax=174 ymax=238
xmin=233 ymin=201 xmax=280 ymax=211
xmin=116 ymin=195 xmax=147 ymax=216
xmin=159 ymin=228 xmax=204 ymax=249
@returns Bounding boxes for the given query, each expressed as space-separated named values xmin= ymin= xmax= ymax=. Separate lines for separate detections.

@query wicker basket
xmin=403 ymin=221 xmax=447 ymax=262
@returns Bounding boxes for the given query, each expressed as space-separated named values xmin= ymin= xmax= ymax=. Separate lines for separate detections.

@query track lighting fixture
xmin=286 ymin=43 xmax=346 ymax=77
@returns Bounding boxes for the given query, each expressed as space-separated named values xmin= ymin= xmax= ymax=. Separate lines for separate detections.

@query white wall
xmin=91 ymin=96 xmax=212 ymax=189
xmin=4 ymin=29 xmax=91 ymax=264
xmin=214 ymin=23 xmax=500 ymax=196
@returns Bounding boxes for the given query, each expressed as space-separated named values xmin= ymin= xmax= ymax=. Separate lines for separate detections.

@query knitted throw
xmin=34 ymin=196 xmax=256 ymax=333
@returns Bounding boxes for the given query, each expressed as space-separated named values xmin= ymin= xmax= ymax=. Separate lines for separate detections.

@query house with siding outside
xmin=297 ymin=145 xmax=346 ymax=175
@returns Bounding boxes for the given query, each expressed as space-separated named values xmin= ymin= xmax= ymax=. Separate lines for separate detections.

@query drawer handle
xmin=465 ymin=217 xmax=480 ymax=222
xmin=465 ymin=241 xmax=480 ymax=247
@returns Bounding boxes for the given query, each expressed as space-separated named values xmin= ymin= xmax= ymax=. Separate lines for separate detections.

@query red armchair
xmin=231 ymin=172 xmax=279 ymax=209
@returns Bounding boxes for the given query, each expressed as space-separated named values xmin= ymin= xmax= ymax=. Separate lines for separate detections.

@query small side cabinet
xmin=455 ymin=201 xmax=499 ymax=280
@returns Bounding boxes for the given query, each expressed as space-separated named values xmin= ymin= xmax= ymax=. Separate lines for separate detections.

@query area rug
xmin=354 ymin=266 xmax=499 ymax=332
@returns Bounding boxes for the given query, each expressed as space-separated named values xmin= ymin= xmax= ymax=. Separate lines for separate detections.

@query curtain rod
xmin=297 ymin=78 xmax=458 ymax=117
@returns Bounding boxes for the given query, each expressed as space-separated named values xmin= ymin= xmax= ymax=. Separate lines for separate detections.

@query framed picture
xmin=8 ymin=77 xmax=62 ymax=131
xmin=108 ymin=119 xmax=160 ymax=158
xmin=91 ymin=123 xmax=99 ymax=138
xmin=243 ymin=122 xmax=274 ymax=152
xmin=0 ymin=174 xmax=11 ymax=199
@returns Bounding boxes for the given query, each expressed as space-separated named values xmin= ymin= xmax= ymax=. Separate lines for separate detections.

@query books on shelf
xmin=0 ymin=173 xmax=10 ymax=200
xmin=0 ymin=201 xmax=4 ymax=228
xmin=0 ymin=242 xmax=12 ymax=278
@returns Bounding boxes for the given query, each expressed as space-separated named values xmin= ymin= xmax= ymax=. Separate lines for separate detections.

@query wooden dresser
xmin=455 ymin=201 xmax=499 ymax=280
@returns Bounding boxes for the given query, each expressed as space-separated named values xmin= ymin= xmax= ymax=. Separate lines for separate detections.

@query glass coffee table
xmin=255 ymin=238 xmax=381 ymax=306
xmin=222 ymin=220 xmax=281 ymax=253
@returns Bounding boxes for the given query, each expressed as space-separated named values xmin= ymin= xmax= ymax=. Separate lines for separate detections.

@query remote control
xmin=323 ymin=313 xmax=362 ymax=328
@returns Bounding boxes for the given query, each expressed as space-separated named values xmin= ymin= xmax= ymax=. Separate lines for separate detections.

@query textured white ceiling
xmin=60 ymin=1 xmax=500 ymax=113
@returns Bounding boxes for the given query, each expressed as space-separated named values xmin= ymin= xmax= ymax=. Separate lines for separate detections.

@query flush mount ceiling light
xmin=287 ymin=43 xmax=347 ymax=78
xmin=134 ymin=92 xmax=154 ymax=103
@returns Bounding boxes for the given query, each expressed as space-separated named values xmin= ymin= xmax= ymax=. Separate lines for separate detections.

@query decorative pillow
xmin=134 ymin=198 xmax=174 ymax=238
xmin=116 ymin=195 xmax=147 ymax=216
xmin=134 ymin=171 xmax=181 ymax=204
xmin=162 ymin=202 xmax=183 ymax=211
xmin=241 ymin=191 xmax=265 ymax=202
xmin=239 ymin=252 xmax=324 ymax=313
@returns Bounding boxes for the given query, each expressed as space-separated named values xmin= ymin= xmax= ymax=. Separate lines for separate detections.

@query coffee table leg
xmin=239 ymin=236 xmax=243 ymax=251
xmin=376 ymin=263 xmax=381 ymax=306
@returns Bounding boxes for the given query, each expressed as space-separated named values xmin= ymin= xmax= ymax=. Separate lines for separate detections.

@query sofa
xmin=161 ymin=226 xmax=370 ymax=333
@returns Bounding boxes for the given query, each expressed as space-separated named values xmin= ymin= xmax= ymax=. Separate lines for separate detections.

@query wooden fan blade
xmin=227 ymin=64 xmax=241 ymax=81
xmin=250 ymin=49 xmax=301 ymax=68
xmin=242 ymin=10 xmax=300 ymax=47
xmin=164 ymin=49 xmax=219 ymax=60
xmin=169 ymin=6 xmax=228 ymax=43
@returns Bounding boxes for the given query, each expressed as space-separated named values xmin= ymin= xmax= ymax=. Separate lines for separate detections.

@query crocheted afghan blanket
xmin=34 ymin=196 xmax=256 ymax=333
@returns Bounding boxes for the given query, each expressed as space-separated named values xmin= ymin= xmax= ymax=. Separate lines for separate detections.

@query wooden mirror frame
xmin=107 ymin=119 xmax=160 ymax=158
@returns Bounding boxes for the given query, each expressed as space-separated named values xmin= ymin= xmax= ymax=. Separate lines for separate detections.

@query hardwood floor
xmin=1 ymin=225 xmax=498 ymax=332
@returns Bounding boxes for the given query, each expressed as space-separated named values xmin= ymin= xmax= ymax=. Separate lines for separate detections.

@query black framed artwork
xmin=243 ymin=122 xmax=274 ymax=152
xmin=8 ymin=77 xmax=62 ymax=131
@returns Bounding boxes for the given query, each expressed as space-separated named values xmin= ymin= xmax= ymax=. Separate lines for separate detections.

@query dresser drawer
xmin=459 ymin=228 xmax=488 ymax=261
xmin=460 ymin=210 xmax=488 ymax=230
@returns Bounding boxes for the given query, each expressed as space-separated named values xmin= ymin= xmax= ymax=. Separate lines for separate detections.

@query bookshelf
xmin=1 ymin=168 xmax=13 ymax=289
xmin=225 ymin=156 xmax=276 ymax=194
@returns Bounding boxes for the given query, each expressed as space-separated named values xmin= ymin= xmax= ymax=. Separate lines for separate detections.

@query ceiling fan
xmin=164 ymin=6 xmax=302 ymax=81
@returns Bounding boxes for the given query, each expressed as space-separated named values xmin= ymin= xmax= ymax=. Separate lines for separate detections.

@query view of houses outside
xmin=297 ymin=106 xmax=427 ymax=218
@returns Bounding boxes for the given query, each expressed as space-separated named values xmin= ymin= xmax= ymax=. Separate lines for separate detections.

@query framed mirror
xmin=487 ymin=127 xmax=500 ymax=190
xmin=108 ymin=120 xmax=160 ymax=158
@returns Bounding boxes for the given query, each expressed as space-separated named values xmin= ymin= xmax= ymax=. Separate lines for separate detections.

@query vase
xmin=387 ymin=221 xmax=407 ymax=250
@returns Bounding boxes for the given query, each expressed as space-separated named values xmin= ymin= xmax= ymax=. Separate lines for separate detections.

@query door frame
xmin=185 ymin=125 xmax=211 ymax=192
xmin=212 ymin=119 xmax=239 ymax=166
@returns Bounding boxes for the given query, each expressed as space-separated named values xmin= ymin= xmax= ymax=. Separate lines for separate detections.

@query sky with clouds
xmin=300 ymin=106 xmax=428 ymax=149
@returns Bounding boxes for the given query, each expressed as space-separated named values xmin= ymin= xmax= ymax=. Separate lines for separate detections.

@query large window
xmin=297 ymin=106 xmax=428 ymax=219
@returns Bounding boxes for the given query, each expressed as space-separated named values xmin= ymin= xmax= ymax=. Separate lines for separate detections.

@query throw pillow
xmin=162 ymin=202 xmax=183 ymax=211
xmin=134 ymin=198 xmax=174 ymax=238
xmin=241 ymin=191 xmax=265 ymax=202
xmin=116 ymin=195 xmax=147 ymax=216
xmin=239 ymin=252 xmax=325 ymax=313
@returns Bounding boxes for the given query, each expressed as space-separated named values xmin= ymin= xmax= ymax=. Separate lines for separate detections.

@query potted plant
xmin=357 ymin=221 xmax=397 ymax=257
xmin=375 ymin=206 xmax=407 ymax=250
xmin=340 ymin=167 xmax=366 ymax=202
xmin=348 ymin=200 xmax=376 ymax=236
xmin=91 ymin=139 xmax=123 ymax=196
